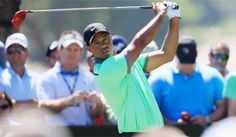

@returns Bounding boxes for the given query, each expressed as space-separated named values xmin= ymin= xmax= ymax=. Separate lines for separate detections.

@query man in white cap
xmin=37 ymin=30 xmax=105 ymax=126
xmin=0 ymin=33 xmax=38 ymax=108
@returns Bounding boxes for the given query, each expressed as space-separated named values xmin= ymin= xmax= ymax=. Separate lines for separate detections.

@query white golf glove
xmin=166 ymin=1 xmax=181 ymax=19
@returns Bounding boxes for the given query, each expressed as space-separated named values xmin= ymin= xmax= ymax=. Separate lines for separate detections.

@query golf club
xmin=12 ymin=5 xmax=179 ymax=29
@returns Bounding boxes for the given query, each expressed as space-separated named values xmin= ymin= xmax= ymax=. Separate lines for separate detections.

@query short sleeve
xmin=223 ymin=73 xmax=236 ymax=99
xmin=136 ymin=54 xmax=148 ymax=70
xmin=94 ymin=54 xmax=128 ymax=83
xmin=36 ymin=74 xmax=56 ymax=105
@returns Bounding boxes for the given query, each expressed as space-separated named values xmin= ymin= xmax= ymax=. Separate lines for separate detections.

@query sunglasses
xmin=210 ymin=53 xmax=229 ymax=61
xmin=7 ymin=47 xmax=25 ymax=55
xmin=0 ymin=104 xmax=9 ymax=110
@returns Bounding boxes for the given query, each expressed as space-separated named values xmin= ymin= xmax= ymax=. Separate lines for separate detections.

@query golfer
xmin=83 ymin=1 xmax=180 ymax=136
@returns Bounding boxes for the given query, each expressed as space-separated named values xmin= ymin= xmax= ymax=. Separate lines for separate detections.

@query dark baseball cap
xmin=83 ymin=22 xmax=110 ymax=46
xmin=112 ymin=35 xmax=127 ymax=54
xmin=176 ymin=37 xmax=197 ymax=64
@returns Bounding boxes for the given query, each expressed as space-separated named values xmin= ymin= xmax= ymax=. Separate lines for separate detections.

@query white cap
xmin=5 ymin=33 xmax=28 ymax=49
xmin=49 ymin=41 xmax=59 ymax=50
xmin=59 ymin=34 xmax=84 ymax=48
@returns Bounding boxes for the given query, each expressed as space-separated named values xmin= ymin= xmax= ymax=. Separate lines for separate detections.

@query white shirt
xmin=37 ymin=62 xmax=98 ymax=126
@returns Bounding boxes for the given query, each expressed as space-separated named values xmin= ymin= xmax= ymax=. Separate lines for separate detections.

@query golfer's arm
xmin=145 ymin=17 xmax=180 ymax=72
xmin=122 ymin=11 xmax=165 ymax=68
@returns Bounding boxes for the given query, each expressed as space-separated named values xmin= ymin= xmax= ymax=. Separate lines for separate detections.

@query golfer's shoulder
xmin=102 ymin=54 xmax=127 ymax=67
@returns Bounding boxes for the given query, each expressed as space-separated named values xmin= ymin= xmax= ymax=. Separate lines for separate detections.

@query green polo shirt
xmin=224 ymin=72 xmax=236 ymax=99
xmin=94 ymin=54 xmax=164 ymax=133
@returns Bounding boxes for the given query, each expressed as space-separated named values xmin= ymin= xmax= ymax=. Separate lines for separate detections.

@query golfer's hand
xmin=152 ymin=2 xmax=167 ymax=15
xmin=164 ymin=1 xmax=181 ymax=19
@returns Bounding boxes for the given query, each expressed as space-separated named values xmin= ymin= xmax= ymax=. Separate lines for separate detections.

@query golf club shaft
xmin=28 ymin=6 xmax=152 ymax=13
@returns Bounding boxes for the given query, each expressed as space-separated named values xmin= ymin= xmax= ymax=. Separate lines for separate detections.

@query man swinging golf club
xmin=83 ymin=1 xmax=181 ymax=137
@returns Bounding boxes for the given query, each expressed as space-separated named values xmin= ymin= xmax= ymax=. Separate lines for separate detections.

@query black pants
xmin=120 ymin=132 xmax=138 ymax=137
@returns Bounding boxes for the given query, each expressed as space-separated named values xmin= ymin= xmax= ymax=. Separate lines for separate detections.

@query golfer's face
xmin=88 ymin=32 xmax=113 ymax=59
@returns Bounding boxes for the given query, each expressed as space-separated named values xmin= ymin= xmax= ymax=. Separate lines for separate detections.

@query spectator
xmin=0 ymin=33 xmax=38 ymax=108
xmin=83 ymin=1 xmax=180 ymax=136
xmin=142 ymin=40 xmax=159 ymax=78
xmin=223 ymin=72 xmax=236 ymax=116
xmin=46 ymin=40 xmax=59 ymax=67
xmin=208 ymin=42 xmax=230 ymax=77
xmin=37 ymin=30 xmax=105 ymax=126
xmin=149 ymin=37 xmax=226 ymax=128
xmin=142 ymin=40 xmax=159 ymax=54
xmin=86 ymin=51 xmax=94 ymax=73
xmin=112 ymin=35 xmax=127 ymax=54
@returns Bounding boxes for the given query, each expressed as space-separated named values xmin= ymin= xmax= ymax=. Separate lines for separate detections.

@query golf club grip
xmin=140 ymin=6 xmax=152 ymax=9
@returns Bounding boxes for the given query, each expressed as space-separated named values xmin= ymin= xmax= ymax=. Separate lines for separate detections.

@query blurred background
xmin=0 ymin=0 xmax=236 ymax=73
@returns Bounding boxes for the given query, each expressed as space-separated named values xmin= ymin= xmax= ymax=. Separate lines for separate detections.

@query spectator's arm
xmin=192 ymin=99 xmax=226 ymax=127
xmin=15 ymin=99 xmax=38 ymax=108
xmin=42 ymin=92 xmax=88 ymax=113
xmin=42 ymin=97 xmax=73 ymax=113
xmin=209 ymin=99 xmax=226 ymax=122
xmin=227 ymin=99 xmax=236 ymax=116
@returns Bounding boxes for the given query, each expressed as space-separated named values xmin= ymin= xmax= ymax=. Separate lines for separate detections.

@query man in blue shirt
xmin=37 ymin=30 xmax=104 ymax=126
xmin=0 ymin=33 xmax=38 ymax=108
xmin=149 ymin=37 xmax=226 ymax=127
